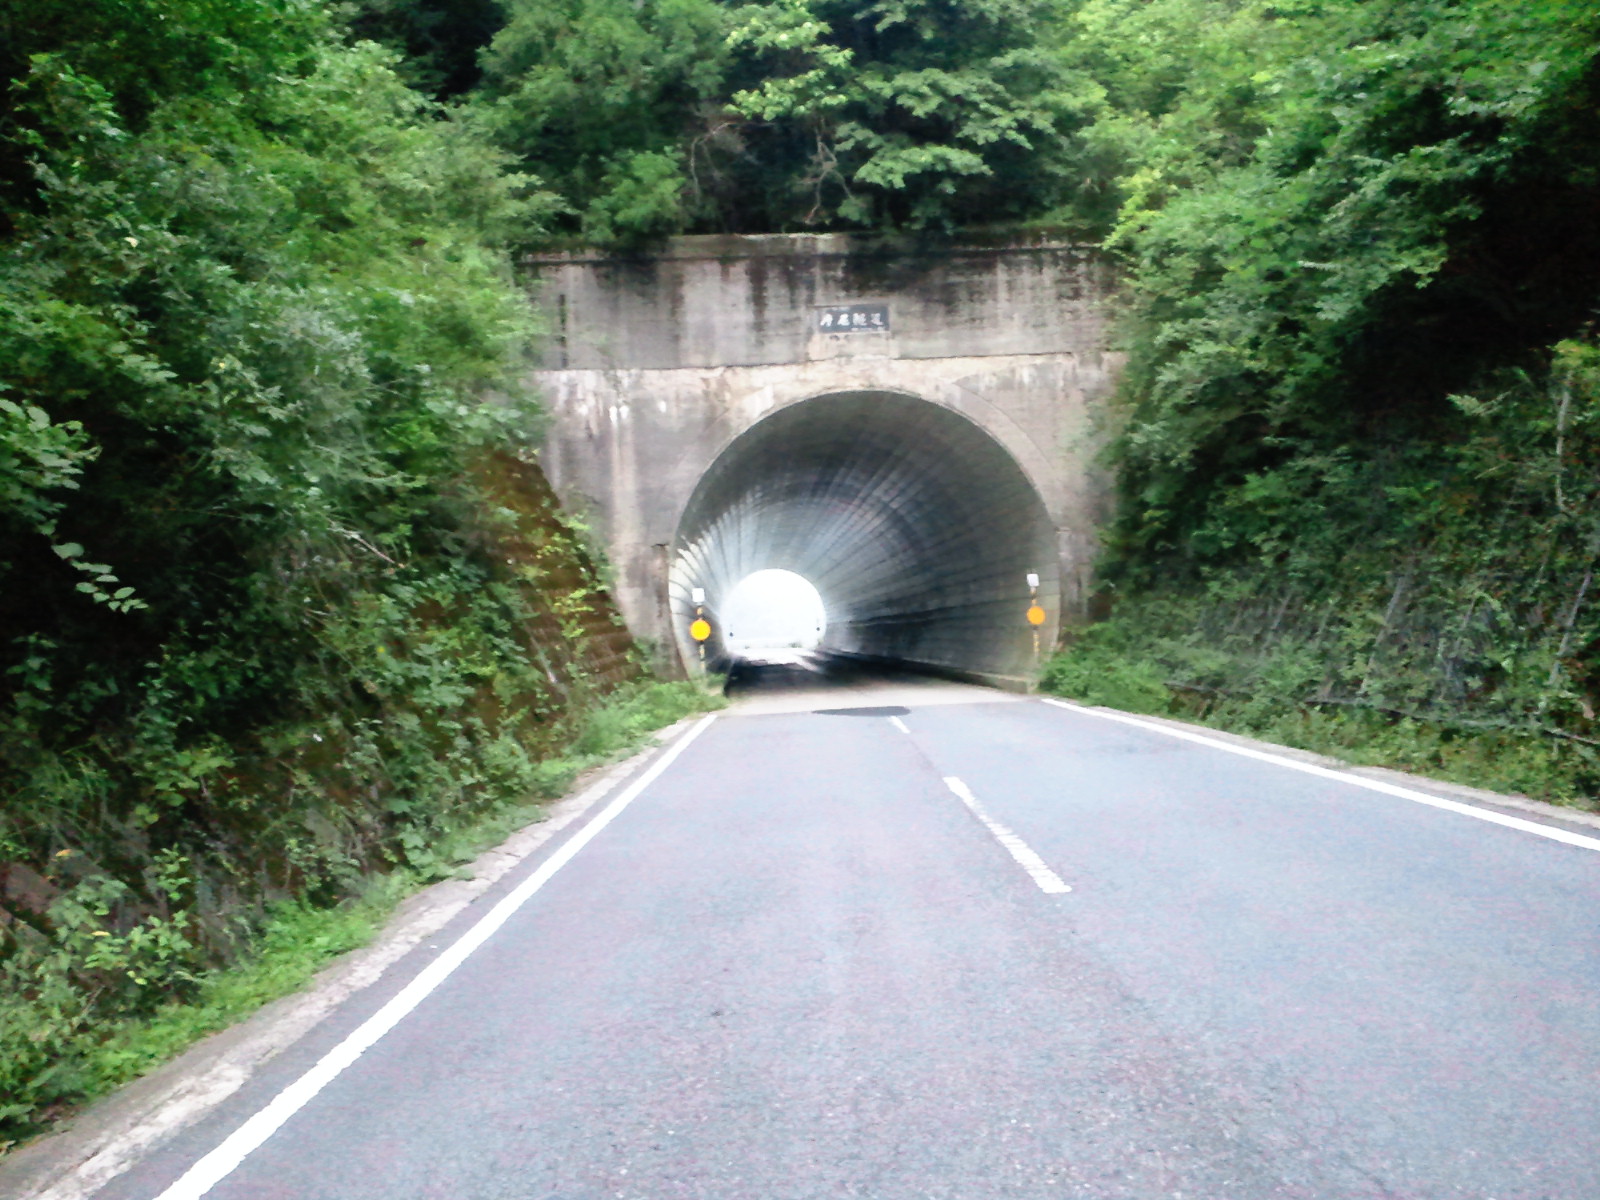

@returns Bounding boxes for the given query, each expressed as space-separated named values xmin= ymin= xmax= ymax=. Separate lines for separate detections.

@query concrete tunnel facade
xmin=528 ymin=233 xmax=1120 ymax=688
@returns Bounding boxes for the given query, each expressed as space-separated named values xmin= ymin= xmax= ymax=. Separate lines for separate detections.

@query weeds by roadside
xmin=1042 ymin=624 xmax=1600 ymax=812
xmin=0 ymin=678 xmax=720 ymax=1155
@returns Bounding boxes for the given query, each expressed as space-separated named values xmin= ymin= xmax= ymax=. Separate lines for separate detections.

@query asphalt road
xmin=92 ymin=665 xmax=1600 ymax=1200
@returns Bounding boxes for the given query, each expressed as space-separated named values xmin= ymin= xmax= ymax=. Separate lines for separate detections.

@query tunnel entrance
xmin=722 ymin=569 xmax=827 ymax=662
xmin=669 ymin=391 xmax=1059 ymax=687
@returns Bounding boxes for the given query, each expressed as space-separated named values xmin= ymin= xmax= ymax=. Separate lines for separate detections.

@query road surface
xmin=90 ymin=663 xmax=1600 ymax=1199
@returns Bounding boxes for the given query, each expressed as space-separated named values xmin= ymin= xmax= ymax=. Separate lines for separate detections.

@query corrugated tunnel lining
xmin=671 ymin=391 xmax=1058 ymax=682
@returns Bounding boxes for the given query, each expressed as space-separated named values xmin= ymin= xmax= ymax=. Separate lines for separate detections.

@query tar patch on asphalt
xmin=812 ymin=705 xmax=913 ymax=717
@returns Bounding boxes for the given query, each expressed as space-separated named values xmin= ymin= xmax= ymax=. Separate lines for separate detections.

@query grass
xmin=524 ymin=677 xmax=725 ymax=801
xmin=76 ymin=884 xmax=407 ymax=1103
xmin=1040 ymin=645 xmax=1600 ymax=813
xmin=1184 ymin=699 xmax=1597 ymax=810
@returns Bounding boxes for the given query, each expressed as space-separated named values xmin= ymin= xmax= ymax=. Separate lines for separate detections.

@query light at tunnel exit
xmin=670 ymin=391 xmax=1058 ymax=683
xmin=722 ymin=569 xmax=826 ymax=662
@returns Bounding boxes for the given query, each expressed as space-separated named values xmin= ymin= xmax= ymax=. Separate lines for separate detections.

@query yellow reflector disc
xmin=1026 ymin=604 xmax=1047 ymax=627
xmin=689 ymin=618 xmax=712 ymax=642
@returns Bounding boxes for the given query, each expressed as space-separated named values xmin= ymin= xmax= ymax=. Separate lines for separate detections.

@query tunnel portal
xmin=530 ymin=233 xmax=1118 ymax=688
xmin=671 ymin=392 xmax=1057 ymax=685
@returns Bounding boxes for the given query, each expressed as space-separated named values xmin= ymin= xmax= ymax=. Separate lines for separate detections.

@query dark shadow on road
xmin=812 ymin=706 xmax=914 ymax=717
xmin=722 ymin=654 xmax=933 ymax=703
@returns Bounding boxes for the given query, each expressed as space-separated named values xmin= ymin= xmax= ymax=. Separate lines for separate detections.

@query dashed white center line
xmin=889 ymin=716 xmax=911 ymax=734
xmin=943 ymin=776 xmax=1072 ymax=894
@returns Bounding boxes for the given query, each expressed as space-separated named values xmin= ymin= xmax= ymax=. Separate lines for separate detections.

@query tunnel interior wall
xmin=671 ymin=393 xmax=1059 ymax=686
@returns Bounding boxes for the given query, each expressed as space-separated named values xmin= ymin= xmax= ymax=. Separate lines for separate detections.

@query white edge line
xmin=154 ymin=713 xmax=720 ymax=1200
xmin=943 ymin=776 xmax=1072 ymax=894
xmin=1040 ymin=697 xmax=1600 ymax=854
xmin=888 ymin=716 xmax=910 ymax=734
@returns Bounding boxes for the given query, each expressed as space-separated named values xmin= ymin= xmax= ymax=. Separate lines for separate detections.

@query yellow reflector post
xmin=1026 ymin=604 xmax=1046 ymax=627
xmin=690 ymin=617 xmax=712 ymax=642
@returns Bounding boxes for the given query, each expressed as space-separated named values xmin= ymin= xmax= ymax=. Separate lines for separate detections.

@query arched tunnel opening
xmin=669 ymin=391 xmax=1060 ymax=688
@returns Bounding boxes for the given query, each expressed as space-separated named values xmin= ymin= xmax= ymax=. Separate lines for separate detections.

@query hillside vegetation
xmin=1040 ymin=1 xmax=1600 ymax=804
xmin=0 ymin=0 xmax=704 ymax=1145
xmin=4 ymin=0 xmax=1599 ymax=1149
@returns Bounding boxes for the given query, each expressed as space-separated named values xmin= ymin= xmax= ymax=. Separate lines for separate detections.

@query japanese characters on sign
xmin=815 ymin=303 xmax=890 ymax=333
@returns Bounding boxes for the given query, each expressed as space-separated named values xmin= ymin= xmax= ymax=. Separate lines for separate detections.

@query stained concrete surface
xmin=531 ymin=235 xmax=1118 ymax=679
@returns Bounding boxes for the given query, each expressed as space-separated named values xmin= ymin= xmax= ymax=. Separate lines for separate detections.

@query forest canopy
xmin=467 ymin=0 xmax=1099 ymax=239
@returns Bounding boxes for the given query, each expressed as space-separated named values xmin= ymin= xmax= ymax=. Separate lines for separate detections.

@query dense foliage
xmin=1087 ymin=0 xmax=1600 ymax=565
xmin=1039 ymin=0 xmax=1600 ymax=799
xmin=472 ymin=0 xmax=1096 ymax=240
xmin=0 ymin=0 xmax=660 ymax=1141
xmin=1045 ymin=343 xmax=1600 ymax=802
xmin=346 ymin=0 xmax=508 ymax=99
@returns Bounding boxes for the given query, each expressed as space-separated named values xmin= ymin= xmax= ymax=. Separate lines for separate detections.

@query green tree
xmin=723 ymin=0 xmax=1097 ymax=229
xmin=476 ymin=0 xmax=1100 ymax=238
xmin=1036 ymin=0 xmax=1600 ymax=799
xmin=0 ymin=0 xmax=648 ymax=1141
xmin=477 ymin=0 xmax=733 ymax=243
xmin=343 ymin=0 xmax=509 ymax=100
xmin=1084 ymin=0 xmax=1600 ymax=570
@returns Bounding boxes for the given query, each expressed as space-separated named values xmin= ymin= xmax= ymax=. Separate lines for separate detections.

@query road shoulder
xmin=1044 ymin=697 xmax=1600 ymax=842
xmin=0 ymin=719 xmax=704 ymax=1200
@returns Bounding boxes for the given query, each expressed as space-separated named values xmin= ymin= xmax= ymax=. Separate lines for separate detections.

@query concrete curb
xmin=0 ymin=719 xmax=703 ymax=1200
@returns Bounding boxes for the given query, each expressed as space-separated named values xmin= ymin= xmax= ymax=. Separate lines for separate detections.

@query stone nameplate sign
xmin=816 ymin=303 xmax=889 ymax=333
